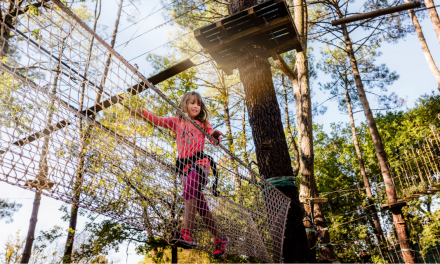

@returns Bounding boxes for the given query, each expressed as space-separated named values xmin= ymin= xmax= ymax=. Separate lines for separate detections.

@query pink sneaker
xmin=213 ymin=235 xmax=229 ymax=259
xmin=177 ymin=228 xmax=196 ymax=247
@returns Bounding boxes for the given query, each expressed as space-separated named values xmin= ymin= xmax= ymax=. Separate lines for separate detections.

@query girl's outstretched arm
xmin=130 ymin=108 xmax=177 ymax=131
xmin=205 ymin=122 xmax=223 ymax=146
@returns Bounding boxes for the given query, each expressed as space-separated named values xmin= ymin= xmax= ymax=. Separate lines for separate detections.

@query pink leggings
xmin=183 ymin=169 xmax=210 ymax=217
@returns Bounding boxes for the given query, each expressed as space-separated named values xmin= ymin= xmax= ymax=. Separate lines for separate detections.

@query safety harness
xmin=175 ymin=151 xmax=219 ymax=197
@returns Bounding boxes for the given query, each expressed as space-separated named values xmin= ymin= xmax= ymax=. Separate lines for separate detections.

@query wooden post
xmin=331 ymin=2 xmax=421 ymax=26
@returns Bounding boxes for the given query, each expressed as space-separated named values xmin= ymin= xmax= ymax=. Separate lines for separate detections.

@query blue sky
xmin=1 ymin=0 xmax=439 ymax=262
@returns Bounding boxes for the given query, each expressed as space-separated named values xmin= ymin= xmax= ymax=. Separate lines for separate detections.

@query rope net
xmin=0 ymin=1 xmax=291 ymax=262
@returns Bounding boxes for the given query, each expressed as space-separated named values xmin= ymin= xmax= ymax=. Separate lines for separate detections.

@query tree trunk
xmin=424 ymin=0 xmax=440 ymax=44
xmin=229 ymin=0 xmax=310 ymax=262
xmin=0 ymin=3 xmax=14 ymax=57
xmin=404 ymin=0 xmax=440 ymax=90
xmin=291 ymin=0 xmax=334 ymax=261
xmin=241 ymin=100 xmax=250 ymax=166
xmin=21 ymin=191 xmax=41 ymax=263
xmin=345 ymin=86 xmax=387 ymax=258
xmin=337 ymin=9 xmax=416 ymax=262
xmin=171 ymin=246 xmax=178 ymax=263
xmin=21 ymin=35 xmax=67 ymax=264
xmin=282 ymin=75 xmax=300 ymax=176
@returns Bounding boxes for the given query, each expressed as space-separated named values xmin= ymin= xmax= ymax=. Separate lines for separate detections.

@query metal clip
xmin=263 ymin=17 xmax=269 ymax=26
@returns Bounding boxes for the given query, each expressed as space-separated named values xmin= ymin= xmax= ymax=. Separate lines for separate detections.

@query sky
xmin=1 ymin=0 xmax=440 ymax=263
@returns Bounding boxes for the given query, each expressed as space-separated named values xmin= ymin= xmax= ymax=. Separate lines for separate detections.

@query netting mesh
xmin=0 ymin=1 xmax=291 ymax=262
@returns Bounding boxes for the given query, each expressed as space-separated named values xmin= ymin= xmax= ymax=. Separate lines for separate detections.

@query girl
xmin=130 ymin=91 xmax=229 ymax=259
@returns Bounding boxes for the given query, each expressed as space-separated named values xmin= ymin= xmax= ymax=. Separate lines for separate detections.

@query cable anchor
xmin=263 ymin=17 xmax=270 ymax=26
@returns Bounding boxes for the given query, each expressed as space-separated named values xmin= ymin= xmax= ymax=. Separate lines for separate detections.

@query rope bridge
xmin=0 ymin=1 xmax=291 ymax=262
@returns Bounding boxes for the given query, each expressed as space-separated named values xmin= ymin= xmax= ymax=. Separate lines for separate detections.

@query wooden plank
xmin=380 ymin=201 xmax=407 ymax=210
xmin=216 ymin=21 xmax=229 ymax=38
xmin=331 ymin=2 xmax=421 ymax=26
xmin=210 ymin=34 xmax=300 ymax=70
xmin=248 ymin=8 xmax=260 ymax=25
xmin=148 ymin=59 xmax=195 ymax=85
xmin=223 ymin=20 xmax=254 ymax=36
xmin=267 ymin=36 xmax=301 ymax=54
xmin=194 ymin=29 xmax=210 ymax=48
xmin=203 ymin=15 xmax=291 ymax=52
xmin=219 ymin=0 xmax=275 ymax=26
xmin=307 ymin=197 xmax=328 ymax=203
xmin=274 ymin=0 xmax=289 ymax=16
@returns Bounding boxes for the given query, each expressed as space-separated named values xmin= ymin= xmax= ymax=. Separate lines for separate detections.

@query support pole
xmin=331 ymin=2 xmax=421 ymax=26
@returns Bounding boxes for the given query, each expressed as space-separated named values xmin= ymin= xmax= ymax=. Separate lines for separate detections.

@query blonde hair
xmin=178 ymin=91 xmax=209 ymax=129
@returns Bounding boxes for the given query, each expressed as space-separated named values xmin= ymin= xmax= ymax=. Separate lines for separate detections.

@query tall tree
xmin=320 ymin=1 xmax=418 ymax=262
xmin=404 ymin=0 xmax=440 ymax=90
xmin=271 ymin=0 xmax=334 ymax=260
xmin=424 ymin=0 xmax=440 ymax=43
xmin=227 ymin=0 xmax=311 ymax=261
xmin=317 ymin=44 xmax=402 ymax=255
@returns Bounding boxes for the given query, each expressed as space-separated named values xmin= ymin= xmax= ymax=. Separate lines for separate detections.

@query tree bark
xmin=229 ymin=0 xmax=310 ymax=262
xmin=0 ymin=2 xmax=14 ymax=57
xmin=404 ymin=0 xmax=440 ymax=90
xmin=221 ymin=75 xmax=241 ymax=187
xmin=337 ymin=8 xmax=416 ymax=262
xmin=241 ymin=100 xmax=250 ymax=166
xmin=345 ymin=85 xmax=387 ymax=258
xmin=21 ymin=34 xmax=67 ymax=264
xmin=282 ymin=75 xmax=300 ymax=176
xmin=424 ymin=0 xmax=440 ymax=44
xmin=171 ymin=246 xmax=178 ymax=263
xmin=290 ymin=0 xmax=334 ymax=260
xmin=21 ymin=191 xmax=41 ymax=263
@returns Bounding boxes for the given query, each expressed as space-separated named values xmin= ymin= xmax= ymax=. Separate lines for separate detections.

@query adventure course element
xmin=316 ymin=115 xmax=440 ymax=262
xmin=0 ymin=0 xmax=291 ymax=262
xmin=193 ymin=0 xmax=302 ymax=75
xmin=331 ymin=1 xmax=421 ymax=26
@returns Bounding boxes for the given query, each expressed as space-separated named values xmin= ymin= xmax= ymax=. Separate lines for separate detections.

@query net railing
xmin=0 ymin=1 xmax=291 ymax=262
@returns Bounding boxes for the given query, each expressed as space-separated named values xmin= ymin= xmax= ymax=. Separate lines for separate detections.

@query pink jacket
xmin=142 ymin=110 xmax=220 ymax=171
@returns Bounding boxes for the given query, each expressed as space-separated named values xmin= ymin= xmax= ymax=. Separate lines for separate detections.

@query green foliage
xmin=317 ymin=44 xmax=401 ymax=113
xmin=0 ymin=199 xmax=22 ymax=224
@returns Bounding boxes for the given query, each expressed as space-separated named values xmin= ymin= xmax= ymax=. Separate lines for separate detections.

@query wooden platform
xmin=193 ymin=0 xmax=302 ymax=74
xmin=307 ymin=197 xmax=329 ymax=204
xmin=412 ymin=192 xmax=430 ymax=196
xmin=380 ymin=201 xmax=407 ymax=210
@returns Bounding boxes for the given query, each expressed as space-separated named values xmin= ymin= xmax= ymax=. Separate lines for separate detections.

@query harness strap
xmin=175 ymin=151 xmax=219 ymax=197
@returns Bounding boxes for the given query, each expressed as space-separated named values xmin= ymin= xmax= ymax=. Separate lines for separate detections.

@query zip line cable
xmin=114 ymin=0 xmax=212 ymax=49
xmin=104 ymin=0 xmax=180 ymax=42
xmin=119 ymin=0 xmax=164 ymax=51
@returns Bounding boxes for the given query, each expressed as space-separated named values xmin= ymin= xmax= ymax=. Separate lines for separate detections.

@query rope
xmin=0 ymin=1 xmax=291 ymax=262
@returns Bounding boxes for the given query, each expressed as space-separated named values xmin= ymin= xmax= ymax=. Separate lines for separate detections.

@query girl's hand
xmin=130 ymin=108 xmax=143 ymax=118
xmin=210 ymin=130 xmax=224 ymax=139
